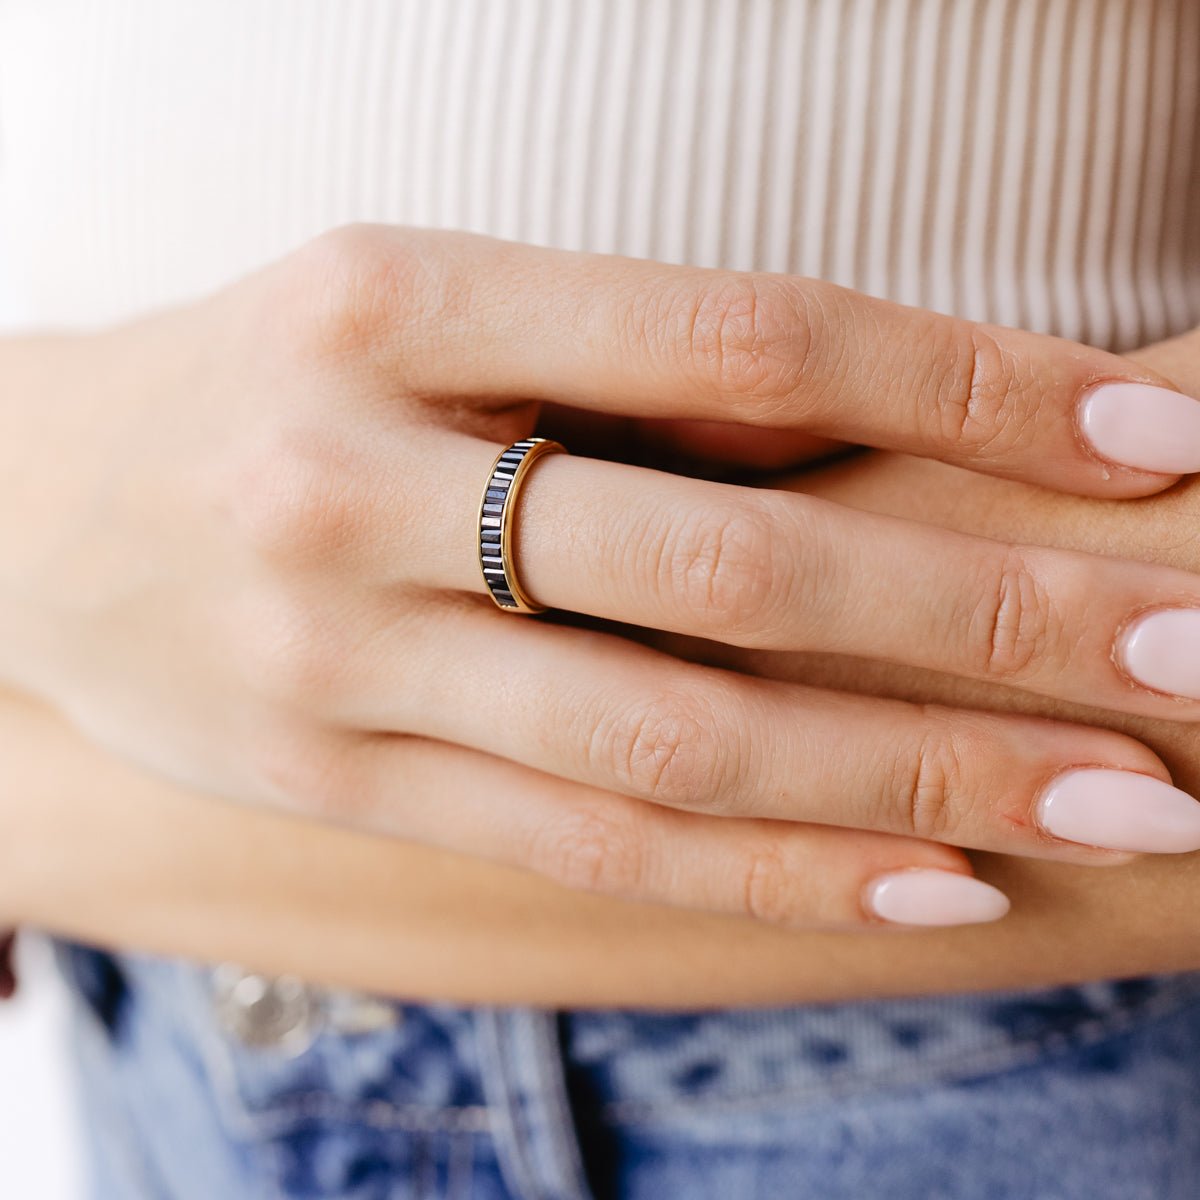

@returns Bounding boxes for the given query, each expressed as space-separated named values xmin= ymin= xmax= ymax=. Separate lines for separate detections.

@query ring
xmin=477 ymin=437 xmax=568 ymax=613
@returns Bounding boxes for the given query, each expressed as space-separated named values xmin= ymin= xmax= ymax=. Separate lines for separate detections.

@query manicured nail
xmin=1117 ymin=609 xmax=1200 ymax=700
xmin=1038 ymin=768 xmax=1200 ymax=853
xmin=1079 ymin=382 xmax=1200 ymax=474
xmin=865 ymin=870 xmax=1010 ymax=927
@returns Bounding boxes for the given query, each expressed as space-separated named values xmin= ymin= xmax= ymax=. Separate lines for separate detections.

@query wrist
xmin=0 ymin=323 xmax=174 ymax=696
xmin=0 ymin=335 xmax=97 ymax=679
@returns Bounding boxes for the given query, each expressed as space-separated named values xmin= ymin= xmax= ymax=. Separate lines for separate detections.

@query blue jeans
xmin=57 ymin=943 xmax=1200 ymax=1199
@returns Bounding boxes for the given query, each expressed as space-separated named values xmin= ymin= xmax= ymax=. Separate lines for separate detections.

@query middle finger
xmin=343 ymin=608 xmax=1200 ymax=863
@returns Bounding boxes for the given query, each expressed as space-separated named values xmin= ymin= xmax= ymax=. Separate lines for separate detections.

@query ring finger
xmin=379 ymin=430 xmax=1200 ymax=721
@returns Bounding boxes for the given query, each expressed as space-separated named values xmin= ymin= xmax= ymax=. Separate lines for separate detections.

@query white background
xmin=0 ymin=240 xmax=85 ymax=1200
xmin=0 ymin=936 xmax=84 ymax=1198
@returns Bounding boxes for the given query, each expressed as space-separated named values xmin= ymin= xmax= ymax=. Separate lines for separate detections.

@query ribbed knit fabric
xmin=0 ymin=0 xmax=1197 ymax=350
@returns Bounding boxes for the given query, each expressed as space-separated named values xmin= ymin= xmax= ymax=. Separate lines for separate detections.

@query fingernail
xmin=1079 ymin=382 xmax=1200 ymax=474
xmin=865 ymin=870 xmax=1011 ymax=927
xmin=1117 ymin=609 xmax=1200 ymax=700
xmin=1038 ymin=768 xmax=1200 ymax=853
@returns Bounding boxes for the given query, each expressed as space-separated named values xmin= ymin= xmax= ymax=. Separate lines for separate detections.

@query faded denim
xmin=57 ymin=944 xmax=1200 ymax=1199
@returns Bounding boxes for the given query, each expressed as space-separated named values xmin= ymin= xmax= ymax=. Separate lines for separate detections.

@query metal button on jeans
xmin=209 ymin=964 xmax=402 ymax=1056
xmin=210 ymin=965 xmax=322 ymax=1058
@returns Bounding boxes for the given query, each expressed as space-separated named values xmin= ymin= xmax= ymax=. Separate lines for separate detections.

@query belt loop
xmin=475 ymin=1007 xmax=594 ymax=1200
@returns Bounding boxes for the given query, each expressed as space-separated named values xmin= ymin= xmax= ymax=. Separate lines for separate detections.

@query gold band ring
xmin=477 ymin=438 xmax=568 ymax=614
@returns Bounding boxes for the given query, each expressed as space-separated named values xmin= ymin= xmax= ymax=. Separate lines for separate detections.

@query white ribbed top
xmin=1 ymin=0 xmax=1197 ymax=350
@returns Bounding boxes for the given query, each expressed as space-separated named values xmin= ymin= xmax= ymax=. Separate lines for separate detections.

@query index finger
xmin=337 ymin=226 xmax=1200 ymax=498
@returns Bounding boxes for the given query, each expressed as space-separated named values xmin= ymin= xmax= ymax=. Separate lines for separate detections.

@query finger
xmin=403 ymin=433 xmax=1200 ymax=722
xmin=277 ymin=731 xmax=1003 ymax=929
xmin=330 ymin=226 xmax=1200 ymax=496
xmin=343 ymin=609 xmax=1200 ymax=863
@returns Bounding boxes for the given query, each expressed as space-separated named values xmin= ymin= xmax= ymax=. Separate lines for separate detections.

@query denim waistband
xmin=56 ymin=944 xmax=1200 ymax=1200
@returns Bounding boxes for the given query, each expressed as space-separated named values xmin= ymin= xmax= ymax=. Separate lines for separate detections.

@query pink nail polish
xmin=865 ymin=870 xmax=1011 ymax=927
xmin=1117 ymin=609 xmax=1200 ymax=700
xmin=1079 ymin=382 xmax=1200 ymax=474
xmin=1038 ymin=768 xmax=1200 ymax=853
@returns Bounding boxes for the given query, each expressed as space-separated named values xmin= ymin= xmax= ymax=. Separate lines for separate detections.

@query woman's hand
xmin=8 ymin=226 xmax=1200 ymax=930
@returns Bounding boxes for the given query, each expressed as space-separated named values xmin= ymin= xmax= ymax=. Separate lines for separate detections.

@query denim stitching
xmin=597 ymin=985 xmax=1200 ymax=1125
xmin=191 ymin=971 xmax=492 ymax=1136
xmin=121 ymin=952 xmax=1200 ymax=1142
xmin=218 ymin=1091 xmax=493 ymax=1137
xmin=204 ymin=983 xmax=1200 ymax=1131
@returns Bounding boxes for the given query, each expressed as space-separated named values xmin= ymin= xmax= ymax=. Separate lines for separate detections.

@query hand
xmin=720 ymin=320 xmax=1200 ymax=747
xmin=8 ymin=226 xmax=1200 ymax=931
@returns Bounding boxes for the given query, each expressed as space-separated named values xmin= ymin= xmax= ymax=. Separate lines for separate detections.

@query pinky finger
xmin=313 ymin=735 xmax=1010 ymax=930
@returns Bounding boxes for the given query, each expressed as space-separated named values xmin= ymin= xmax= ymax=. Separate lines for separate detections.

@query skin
xmin=5 ymin=330 xmax=1200 ymax=1008
xmin=7 ymin=227 xmax=1200 ymax=947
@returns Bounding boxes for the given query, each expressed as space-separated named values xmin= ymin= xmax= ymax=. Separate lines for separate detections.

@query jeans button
xmin=210 ymin=964 xmax=322 ymax=1057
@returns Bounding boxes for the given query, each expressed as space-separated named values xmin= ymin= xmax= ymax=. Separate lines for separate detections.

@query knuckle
xmin=650 ymin=276 xmax=813 ymax=414
xmin=890 ymin=721 xmax=971 ymax=841
xmin=739 ymin=842 xmax=804 ymax=926
xmin=658 ymin=502 xmax=785 ymax=636
xmin=286 ymin=225 xmax=399 ymax=355
xmin=230 ymin=426 xmax=367 ymax=567
xmin=285 ymin=224 xmax=450 ymax=364
xmin=596 ymin=692 xmax=730 ymax=812
xmin=970 ymin=547 xmax=1055 ymax=681
xmin=943 ymin=324 xmax=1039 ymax=459
xmin=529 ymin=810 xmax=646 ymax=898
